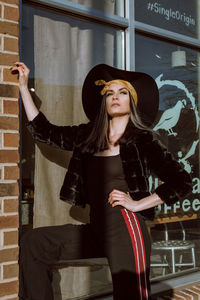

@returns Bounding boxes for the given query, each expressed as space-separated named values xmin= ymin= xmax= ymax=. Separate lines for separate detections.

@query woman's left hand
xmin=108 ymin=189 xmax=140 ymax=212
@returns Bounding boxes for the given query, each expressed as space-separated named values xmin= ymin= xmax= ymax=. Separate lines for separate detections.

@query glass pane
xmin=67 ymin=0 xmax=125 ymax=17
xmin=135 ymin=33 xmax=200 ymax=279
xmin=21 ymin=2 xmax=123 ymax=297
xmin=22 ymin=3 xmax=123 ymax=224
xmin=135 ymin=0 xmax=199 ymax=38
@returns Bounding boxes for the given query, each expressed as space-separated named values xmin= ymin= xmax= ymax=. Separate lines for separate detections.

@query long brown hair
xmin=81 ymin=92 xmax=149 ymax=153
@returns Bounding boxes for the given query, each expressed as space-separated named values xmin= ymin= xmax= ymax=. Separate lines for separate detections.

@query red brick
xmin=0 ymin=280 xmax=18 ymax=297
xmin=0 ymin=53 xmax=19 ymax=66
xmin=3 ymin=0 xmax=19 ymax=4
xmin=3 ymin=263 xmax=19 ymax=279
xmin=4 ymin=198 xmax=18 ymax=213
xmin=0 ymin=20 xmax=19 ymax=36
xmin=4 ymin=133 xmax=19 ymax=147
xmin=0 ymin=182 xmax=19 ymax=197
xmin=4 ymin=36 xmax=18 ymax=52
xmin=4 ymin=5 xmax=19 ymax=22
xmin=0 ymin=215 xmax=19 ymax=229
xmin=0 ymin=247 xmax=19 ymax=263
xmin=4 ymin=230 xmax=18 ymax=245
xmin=0 ymin=150 xmax=19 ymax=163
xmin=3 ymin=68 xmax=18 ymax=83
xmin=4 ymin=197 xmax=18 ymax=214
xmin=0 ymin=84 xmax=19 ymax=98
xmin=3 ymin=100 xmax=19 ymax=114
xmin=4 ymin=165 xmax=19 ymax=180
xmin=0 ymin=116 xmax=19 ymax=130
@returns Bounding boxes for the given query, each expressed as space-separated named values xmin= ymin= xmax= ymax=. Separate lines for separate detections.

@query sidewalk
xmin=152 ymin=281 xmax=200 ymax=299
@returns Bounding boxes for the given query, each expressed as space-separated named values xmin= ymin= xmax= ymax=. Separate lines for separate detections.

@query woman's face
xmin=105 ymin=83 xmax=131 ymax=118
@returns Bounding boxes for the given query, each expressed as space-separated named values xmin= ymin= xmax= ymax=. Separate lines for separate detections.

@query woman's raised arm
xmin=11 ymin=62 xmax=39 ymax=121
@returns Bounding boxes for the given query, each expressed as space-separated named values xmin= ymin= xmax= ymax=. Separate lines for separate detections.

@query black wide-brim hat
xmin=82 ymin=64 xmax=159 ymax=126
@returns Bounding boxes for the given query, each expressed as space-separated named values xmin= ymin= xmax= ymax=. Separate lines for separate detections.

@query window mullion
xmin=125 ymin=0 xmax=135 ymax=71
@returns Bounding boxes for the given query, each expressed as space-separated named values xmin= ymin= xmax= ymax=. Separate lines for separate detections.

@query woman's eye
xmin=106 ymin=93 xmax=113 ymax=97
xmin=121 ymin=91 xmax=128 ymax=94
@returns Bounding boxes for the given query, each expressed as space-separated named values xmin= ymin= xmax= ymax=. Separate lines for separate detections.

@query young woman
xmin=12 ymin=62 xmax=192 ymax=300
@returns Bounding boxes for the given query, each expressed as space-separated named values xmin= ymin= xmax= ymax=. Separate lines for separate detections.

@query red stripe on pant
xmin=121 ymin=209 xmax=149 ymax=300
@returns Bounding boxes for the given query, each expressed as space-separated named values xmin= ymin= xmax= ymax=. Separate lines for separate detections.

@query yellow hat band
xmin=95 ymin=79 xmax=138 ymax=106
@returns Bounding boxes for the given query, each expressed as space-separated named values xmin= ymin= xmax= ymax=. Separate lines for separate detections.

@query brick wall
xmin=0 ymin=0 xmax=20 ymax=299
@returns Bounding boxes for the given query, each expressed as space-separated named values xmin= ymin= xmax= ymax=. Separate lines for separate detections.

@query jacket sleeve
xmin=144 ymin=131 xmax=192 ymax=205
xmin=26 ymin=111 xmax=80 ymax=151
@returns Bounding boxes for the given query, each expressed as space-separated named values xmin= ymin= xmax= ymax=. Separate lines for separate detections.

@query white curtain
xmin=31 ymin=6 xmax=119 ymax=298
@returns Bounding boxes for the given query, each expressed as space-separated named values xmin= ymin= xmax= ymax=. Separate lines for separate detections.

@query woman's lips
xmin=111 ymin=103 xmax=120 ymax=107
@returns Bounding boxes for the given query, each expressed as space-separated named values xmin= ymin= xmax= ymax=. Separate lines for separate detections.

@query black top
xmin=83 ymin=154 xmax=128 ymax=212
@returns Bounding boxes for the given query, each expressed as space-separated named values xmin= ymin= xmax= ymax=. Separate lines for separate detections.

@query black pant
xmin=19 ymin=209 xmax=151 ymax=300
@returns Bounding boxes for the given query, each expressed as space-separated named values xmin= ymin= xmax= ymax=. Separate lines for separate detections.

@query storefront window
xmin=135 ymin=0 xmax=199 ymax=38
xmin=21 ymin=2 xmax=124 ymax=297
xmin=66 ymin=0 xmax=125 ymax=17
xmin=21 ymin=2 xmax=124 ymax=227
xmin=135 ymin=33 xmax=200 ymax=279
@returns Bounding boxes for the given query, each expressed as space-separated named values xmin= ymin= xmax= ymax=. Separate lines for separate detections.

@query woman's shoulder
xmin=76 ymin=121 xmax=94 ymax=139
xmin=124 ymin=122 xmax=155 ymax=145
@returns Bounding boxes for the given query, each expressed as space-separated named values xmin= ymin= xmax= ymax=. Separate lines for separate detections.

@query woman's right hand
xmin=11 ymin=62 xmax=39 ymax=121
xmin=11 ymin=62 xmax=30 ymax=89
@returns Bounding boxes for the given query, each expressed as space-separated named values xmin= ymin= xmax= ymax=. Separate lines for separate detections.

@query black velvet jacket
xmin=27 ymin=112 xmax=192 ymax=220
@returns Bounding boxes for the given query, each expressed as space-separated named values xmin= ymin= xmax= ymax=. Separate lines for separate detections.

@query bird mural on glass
xmin=177 ymin=140 xmax=199 ymax=173
xmin=153 ymin=99 xmax=186 ymax=136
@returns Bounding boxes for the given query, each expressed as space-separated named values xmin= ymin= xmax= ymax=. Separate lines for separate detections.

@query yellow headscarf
xmin=95 ymin=79 xmax=138 ymax=106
